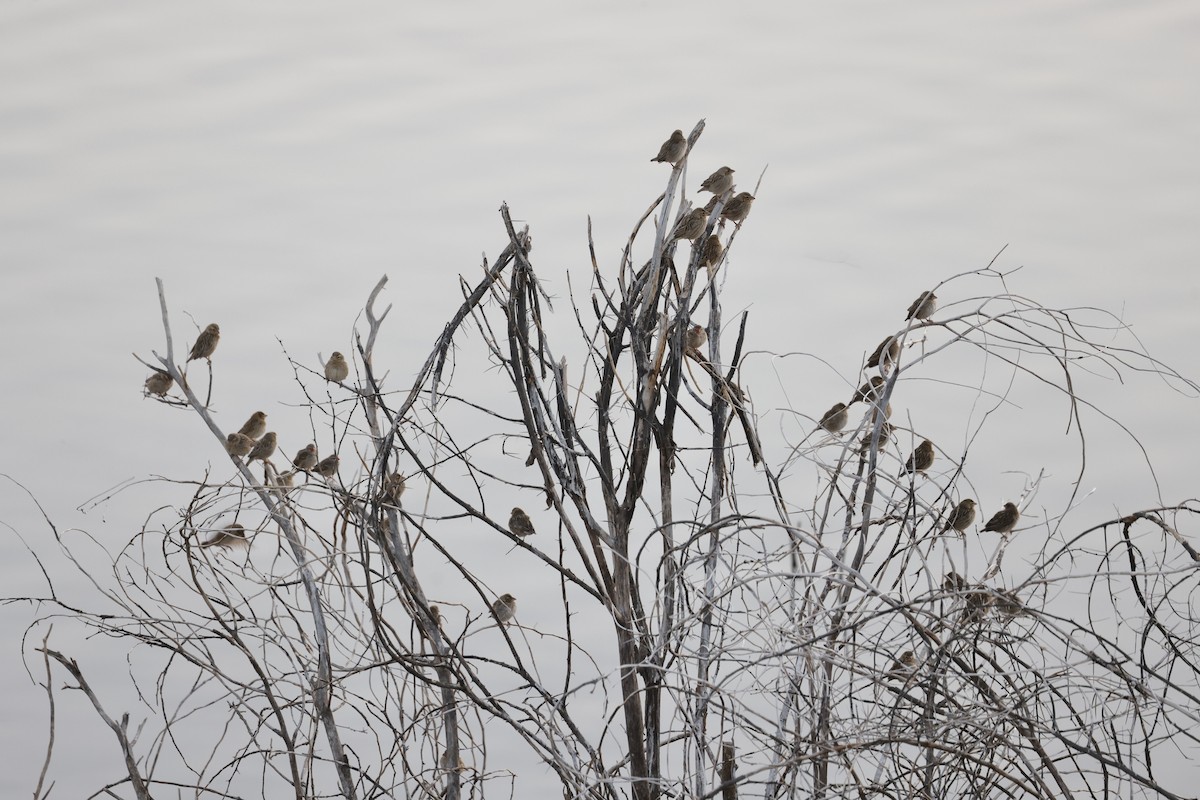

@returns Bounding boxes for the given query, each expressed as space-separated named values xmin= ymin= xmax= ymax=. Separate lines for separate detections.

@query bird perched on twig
xmin=315 ymin=454 xmax=340 ymax=479
xmin=379 ymin=472 xmax=406 ymax=504
xmin=238 ymin=411 xmax=267 ymax=440
xmin=247 ymin=432 xmax=277 ymax=463
xmin=651 ymin=129 xmax=687 ymax=164
xmin=491 ymin=593 xmax=517 ymax=624
xmin=900 ymin=439 xmax=935 ymax=476
xmin=859 ymin=422 xmax=893 ymax=454
xmin=849 ymin=376 xmax=885 ymax=406
xmin=943 ymin=571 xmax=966 ymax=592
xmin=143 ymin=369 xmax=173 ymax=397
xmin=720 ymin=192 xmax=754 ymax=224
xmin=685 ymin=324 xmax=707 ymax=354
xmin=324 ymin=352 xmax=349 ymax=382
xmin=943 ymin=499 xmax=977 ymax=533
xmin=188 ymin=323 xmax=220 ymax=362
xmin=818 ymin=402 xmax=849 ymax=434
xmin=982 ymin=502 xmax=1020 ymax=534
xmin=698 ymin=234 xmax=723 ymax=268
xmin=905 ymin=291 xmax=937 ymax=321
xmin=201 ymin=523 xmax=248 ymax=549
xmin=671 ymin=207 xmax=709 ymax=241
xmin=509 ymin=508 xmax=535 ymax=537
xmin=887 ymin=650 xmax=917 ymax=681
xmin=866 ymin=336 xmax=900 ymax=371
xmin=699 ymin=166 xmax=735 ymax=195
xmin=225 ymin=432 xmax=255 ymax=458
xmin=292 ymin=444 xmax=318 ymax=472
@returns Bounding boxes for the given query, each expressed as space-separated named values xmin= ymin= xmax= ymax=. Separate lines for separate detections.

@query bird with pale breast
xmin=202 ymin=523 xmax=248 ymax=549
xmin=698 ymin=234 xmax=723 ymax=267
xmin=509 ymin=507 xmax=535 ymax=537
xmin=671 ymin=207 xmax=709 ymax=241
xmin=720 ymin=192 xmax=754 ymax=224
xmin=143 ymin=370 xmax=173 ymax=397
xmin=982 ymin=502 xmax=1020 ymax=534
xmin=685 ymin=324 xmax=707 ymax=353
xmin=491 ymin=593 xmax=517 ymax=624
xmin=225 ymin=432 xmax=256 ymax=458
xmin=315 ymin=454 xmax=340 ymax=479
xmin=699 ymin=166 xmax=735 ymax=195
xmin=818 ymin=402 xmax=849 ymax=434
xmin=379 ymin=472 xmax=406 ymax=504
xmin=943 ymin=499 xmax=977 ymax=533
xmin=900 ymin=439 xmax=936 ymax=476
xmin=292 ymin=443 xmax=318 ymax=472
xmin=651 ymin=129 xmax=687 ymax=164
xmin=238 ymin=411 xmax=267 ymax=440
xmin=324 ymin=352 xmax=349 ymax=382
xmin=188 ymin=323 xmax=220 ymax=362
xmin=247 ymin=432 xmax=277 ymax=463
xmin=906 ymin=291 xmax=937 ymax=321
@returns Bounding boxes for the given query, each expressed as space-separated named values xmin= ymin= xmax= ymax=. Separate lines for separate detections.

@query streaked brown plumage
xmin=247 ymin=431 xmax=277 ymax=463
xmin=202 ymin=523 xmax=247 ymax=549
xmin=685 ymin=324 xmax=707 ymax=353
xmin=379 ymin=472 xmax=407 ymax=504
xmin=982 ymin=502 xmax=1020 ymax=534
xmin=996 ymin=589 xmax=1023 ymax=616
xmin=943 ymin=499 xmax=977 ymax=533
xmin=859 ymin=422 xmax=893 ymax=454
xmin=720 ymin=192 xmax=754 ymax=224
xmin=324 ymin=352 xmax=349 ymax=382
xmin=509 ymin=507 xmax=535 ymax=537
xmin=943 ymin=571 xmax=966 ymax=592
xmin=698 ymin=233 xmax=723 ymax=267
xmin=866 ymin=336 xmax=900 ymax=370
xmin=144 ymin=370 xmax=173 ymax=397
xmin=850 ymin=376 xmax=885 ymax=405
xmin=905 ymin=291 xmax=937 ymax=321
xmin=699 ymin=166 xmax=735 ymax=195
xmin=491 ymin=593 xmax=517 ymax=623
xmin=292 ymin=444 xmax=318 ymax=471
xmin=188 ymin=323 xmax=220 ymax=362
xmin=819 ymin=402 xmax=849 ymax=433
xmin=901 ymin=439 xmax=936 ymax=475
xmin=672 ymin=207 xmax=709 ymax=241
xmin=225 ymin=432 xmax=255 ymax=457
xmin=887 ymin=650 xmax=917 ymax=680
xmin=651 ymin=129 xmax=687 ymax=164
xmin=315 ymin=454 xmax=340 ymax=479
xmin=238 ymin=411 xmax=267 ymax=440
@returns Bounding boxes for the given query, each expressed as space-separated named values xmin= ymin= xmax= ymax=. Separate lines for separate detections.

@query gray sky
xmin=2 ymin=1 xmax=1198 ymax=795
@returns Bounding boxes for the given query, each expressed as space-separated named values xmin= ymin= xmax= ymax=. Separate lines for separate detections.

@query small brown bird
xmin=818 ymin=402 xmax=849 ymax=434
xmin=143 ymin=369 xmax=173 ymax=397
xmin=685 ymin=324 xmax=707 ymax=353
xmin=247 ymin=431 xmax=277 ymax=463
xmin=439 ymin=751 xmax=467 ymax=772
xmin=866 ymin=336 xmax=900 ymax=370
xmin=849 ymin=376 xmax=885 ymax=405
xmin=905 ymin=291 xmax=938 ymax=321
xmin=428 ymin=604 xmax=441 ymax=627
xmin=943 ymin=499 xmax=977 ymax=533
xmin=188 ymin=323 xmax=220 ymax=362
xmin=995 ymin=589 xmax=1023 ymax=617
xmin=699 ymin=166 xmax=735 ymax=195
xmin=703 ymin=194 xmax=721 ymax=214
xmin=491 ymin=593 xmax=517 ymax=624
xmin=942 ymin=571 xmax=966 ymax=592
xmin=982 ymin=502 xmax=1020 ymax=534
xmin=651 ymin=129 xmax=687 ymax=164
xmin=887 ymin=650 xmax=917 ymax=680
xmin=963 ymin=587 xmax=994 ymax=621
xmin=509 ymin=507 xmax=535 ymax=537
xmin=225 ymin=432 xmax=256 ymax=458
xmin=720 ymin=192 xmax=755 ymax=224
xmin=901 ymin=439 xmax=936 ymax=475
xmin=238 ymin=411 xmax=268 ymax=440
xmin=292 ymin=444 xmax=318 ymax=472
xmin=315 ymin=454 xmax=340 ymax=479
xmin=859 ymin=422 xmax=893 ymax=454
xmin=671 ymin=207 xmax=709 ymax=241
xmin=201 ymin=523 xmax=247 ymax=549
xmin=698 ymin=233 xmax=724 ymax=267
xmin=379 ymin=472 xmax=407 ymax=504
xmin=324 ymin=352 xmax=349 ymax=382
xmin=270 ymin=469 xmax=295 ymax=492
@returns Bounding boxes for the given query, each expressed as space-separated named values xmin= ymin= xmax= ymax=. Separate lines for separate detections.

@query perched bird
xmin=238 ymin=411 xmax=267 ymax=440
xmin=379 ymin=472 xmax=407 ymax=504
xmin=247 ymin=431 xmax=277 ymax=463
xmin=292 ymin=443 xmax=319 ymax=472
xmin=963 ymin=587 xmax=994 ymax=621
xmin=651 ymin=129 xmax=687 ymax=164
xmin=699 ymin=166 xmax=735 ymax=195
xmin=720 ymin=192 xmax=755 ymax=224
xmin=201 ymin=523 xmax=247 ymax=549
xmin=943 ymin=499 xmax=977 ymax=533
xmin=270 ymin=469 xmax=295 ymax=492
xmin=887 ymin=650 xmax=917 ymax=680
xmin=324 ymin=352 xmax=349 ymax=382
xmin=225 ymin=432 xmax=256 ymax=458
xmin=818 ymin=402 xmax=849 ymax=434
xmin=942 ymin=571 xmax=966 ymax=592
xmin=439 ymin=751 xmax=467 ymax=772
xmin=491 ymin=593 xmax=517 ymax=624
xmin=996 ymin=589 xmax=1023 ymax=617
xmin=685 ymin=324 xmax=707 ymax=353
xmin=982 ymin=502 xmax=1021 ymax=534
xmin=315 ymin=453 xmax=340 ymax=479
xmin=143 ymin=369 xmax=173 ymax=397
xmin=905 ymin=291 xmax=938 ymax=321
xmin=188 ymin=323 xmax=220 ymax=362
xmin=866 ymin=336 xmax=900 ymax=370
xmin=698 ymin=233 xmax=724 ymax=267
xmin=509 ymin=507 xmax=535 ymax=537
xmin=901 ymin=439 xmax=936 ymax=475
xmin=849 ymin=376 xmax=885 ymax=405
xmin=671 ymin=207 xmax=709 ymax=241
xmin=428 ymin=604 xmax=442 ymax=627
xmin=703 ymin=194 xmax=721 ymax=214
